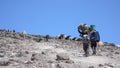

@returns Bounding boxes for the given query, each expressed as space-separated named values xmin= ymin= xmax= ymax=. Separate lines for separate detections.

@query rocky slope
xmin=0 ymin=30 xmax=120 ymax=68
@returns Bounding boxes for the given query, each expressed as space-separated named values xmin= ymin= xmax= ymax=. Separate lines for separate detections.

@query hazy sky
xmin=0 ymin=0 xmax=120 ymax=44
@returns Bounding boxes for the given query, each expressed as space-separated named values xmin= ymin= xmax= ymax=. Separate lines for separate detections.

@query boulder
xmin=115 ymin=52 xmax=119 ymax=54
xmin=99 ymin=64 xmax=104 ymax=67
xmin=0 ymin=58 xmax=10 ymax=66
xmin=0 ymin=53 xmax=5 ymax=57
xmin=104 ymin=63 xmax=115 ymax=68
xmin=56 ymin=53 xmax=69 ymax=60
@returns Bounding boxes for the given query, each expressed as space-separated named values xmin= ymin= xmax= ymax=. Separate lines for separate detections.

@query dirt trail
xmin=32 ymin=42 xmax=116 ymax=65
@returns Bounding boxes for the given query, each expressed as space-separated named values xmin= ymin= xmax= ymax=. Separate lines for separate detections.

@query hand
xmin=97 ymin=42 xmax=99 ymax=45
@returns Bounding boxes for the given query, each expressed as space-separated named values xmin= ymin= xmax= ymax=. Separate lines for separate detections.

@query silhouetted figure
xmin=45 ymin=35 xmax=49 ymax=41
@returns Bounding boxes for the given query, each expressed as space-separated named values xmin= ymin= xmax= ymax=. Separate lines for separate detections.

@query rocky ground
xmin=0 ymin=30 xmax=120 ymax=68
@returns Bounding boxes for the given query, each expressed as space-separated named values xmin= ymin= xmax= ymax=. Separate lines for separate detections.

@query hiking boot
xmin=92 ymin=52 xmax=96 ymax=55
xmin=83 ymin=54 xmax=89 ymax=57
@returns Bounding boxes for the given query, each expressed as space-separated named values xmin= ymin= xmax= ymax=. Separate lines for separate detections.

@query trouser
xmin=91 ymin=41 xmax=97 ymax=54
xmin=83 ymin=43 xmax=89 ymax=56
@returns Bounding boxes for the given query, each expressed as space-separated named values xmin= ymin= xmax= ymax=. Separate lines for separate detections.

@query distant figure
xmin=89 ymin=25 xmax=100 ymax=55
xmin=45 ymin=35 xmax=49 ymax=41
xmin=78 ymin=23 xmax=90 ymax=57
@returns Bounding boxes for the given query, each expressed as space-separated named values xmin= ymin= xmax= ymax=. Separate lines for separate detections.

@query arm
xmin=78 ymin=29 xmax=84 ymax=37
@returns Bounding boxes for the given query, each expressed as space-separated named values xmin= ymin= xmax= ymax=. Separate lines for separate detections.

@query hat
xmin=90 ymin=25 xmax=96 ymax=30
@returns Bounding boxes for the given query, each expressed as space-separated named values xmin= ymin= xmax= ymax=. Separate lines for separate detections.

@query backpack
xmin=90 ymin=32 xmax=95 ymax=41
xmin=90 ymin=31 xmax=100 ymax=42
xmin=82 ymin=35 xmax=89 ymax=43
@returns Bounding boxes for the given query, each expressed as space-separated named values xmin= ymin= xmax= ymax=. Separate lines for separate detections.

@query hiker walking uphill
xmin=78 ymin=24 xmax=90 ymax=57
xmin=89 ymin=25 xmax=100 ymax=55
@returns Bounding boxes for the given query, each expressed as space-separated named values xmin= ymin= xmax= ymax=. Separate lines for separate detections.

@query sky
xmin=0 ymin=0 xmax=120 ymax=44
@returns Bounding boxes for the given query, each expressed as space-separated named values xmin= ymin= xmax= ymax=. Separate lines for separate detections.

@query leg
xmin=83 ymin=43 xmax=89 ymax=57
xmin=91 ymin=41 xmax=97 ymax=55
xmin=93 ymin=42 xmax=97 ymax=54
xmin=91 ymin=44 xmax=94 ymax=50
xmin=91 ymin=43 xmax=94 ymax=52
